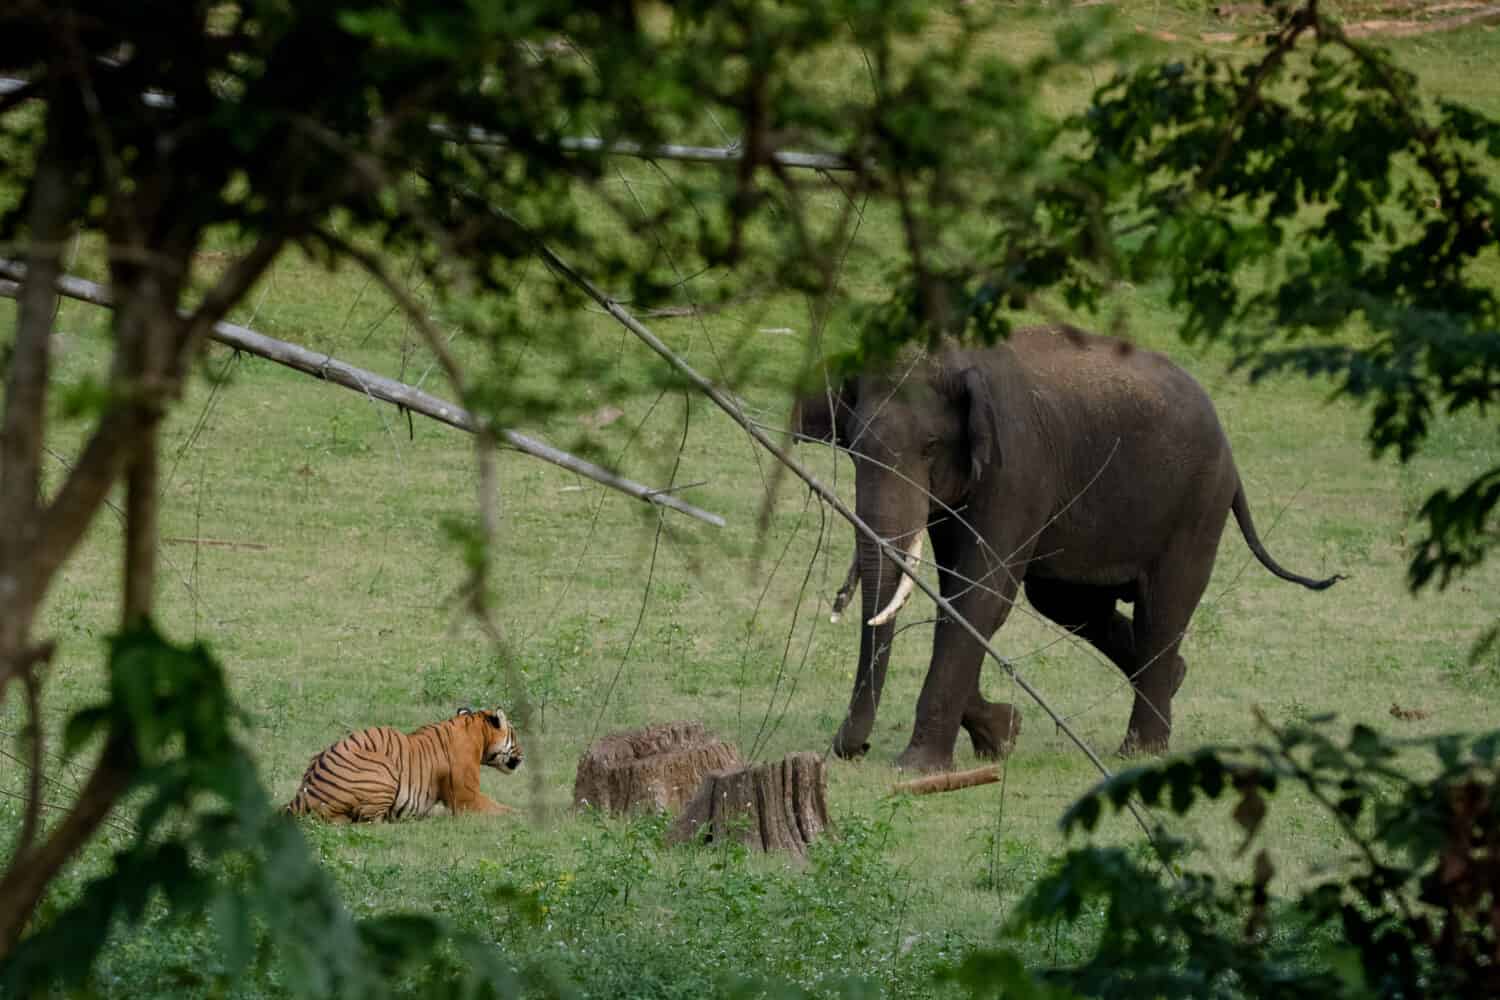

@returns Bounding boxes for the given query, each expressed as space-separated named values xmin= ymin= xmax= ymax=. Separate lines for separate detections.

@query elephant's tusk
xmin=868 ymin=534 xmax=924 ymax=626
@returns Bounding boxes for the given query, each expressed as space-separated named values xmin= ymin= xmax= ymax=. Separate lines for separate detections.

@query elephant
xmin=791 ymin=325 xmax=1341 ymax=772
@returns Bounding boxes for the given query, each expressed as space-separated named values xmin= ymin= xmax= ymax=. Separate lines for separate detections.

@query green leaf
xmin=1062 ymin=792 xmax=1103 ymax=834
xmin=62 ymin=706 xmax=112 ymax=758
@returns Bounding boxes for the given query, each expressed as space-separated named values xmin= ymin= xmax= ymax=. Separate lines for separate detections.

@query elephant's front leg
xmin=895 ymin=564 xmax=1021 ymax=772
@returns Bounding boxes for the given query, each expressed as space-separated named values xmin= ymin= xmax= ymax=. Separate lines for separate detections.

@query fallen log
xmin=0 ymin=267 xmax=725 ymax=528
xmin=892 ymin=765 xmax=1003 ymax=797
xmin=668 ymin=752 xmax=831 ymax=856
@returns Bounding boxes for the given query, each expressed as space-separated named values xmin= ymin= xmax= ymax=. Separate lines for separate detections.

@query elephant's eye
xmin=921 ymin=436 xmax=941 ymax=457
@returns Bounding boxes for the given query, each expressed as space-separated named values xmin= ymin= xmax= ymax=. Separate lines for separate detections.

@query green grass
xmin=4 ymin=4 xmax=1500 ymax=996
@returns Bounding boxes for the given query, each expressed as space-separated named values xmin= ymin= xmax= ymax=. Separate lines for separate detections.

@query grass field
xmin=4 ymin=4 xmax=1499 ymax=996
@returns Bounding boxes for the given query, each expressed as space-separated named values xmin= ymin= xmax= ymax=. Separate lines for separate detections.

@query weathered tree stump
xmin=572 ymin=720 xmax=742 ymax=815
xmin=667 ymin=752 xmax=831 ymax=857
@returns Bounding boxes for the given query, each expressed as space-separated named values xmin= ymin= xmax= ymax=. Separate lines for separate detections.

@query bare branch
xmin=15 ymin=642 xmax=54 ymax=860
xmin=0 ymin=124 xmax=72 ymax=697
xmin=0 ymin=262 xmax=726 ymax=527
xmin=16 ymin=394 xmax=154 ymax=618
xmin=0 ymin=734 xmax=133 ymax=957
xmin=0 ymin=77 xmax=862 ymax=173
xmin=177 ymin=233 xmax=287 ymax=364
xmin=455 ymin=128 xmax=860 ymax=172
xmin=0 ymin=76 xmax=39 ymax=118
xmin=312 ymin=231 xmax=468 ymax=393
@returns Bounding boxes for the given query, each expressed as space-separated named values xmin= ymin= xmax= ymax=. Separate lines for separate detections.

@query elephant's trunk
xmin=834 ymin=512 xmax=926 ymax=758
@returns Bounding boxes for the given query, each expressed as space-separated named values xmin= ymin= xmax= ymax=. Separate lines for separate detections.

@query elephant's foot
xmin=888 ymin=734 xmax=960 ymax=773
xmin=962 ymin=702 xmax=1022 ymax=760
xmin=1117 ymin=726 xmax=1171 ymax=757
xmin=832 ymin=718 xmax=872 ymax=759
xmin=893 ymin=743 xmax=956 ymax=773
xmin=1120 ymin=679 xmax=1175 ymax=755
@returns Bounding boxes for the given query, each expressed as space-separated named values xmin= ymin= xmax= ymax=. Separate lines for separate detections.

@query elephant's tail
xmin=1231 ymin=484 xmax=1345 ymax=591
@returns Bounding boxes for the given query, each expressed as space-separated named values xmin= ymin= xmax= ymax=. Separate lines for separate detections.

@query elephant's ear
xmin=790 ymin=379 xmax=853 ymax=445
xmin=960 ymin=367 xmax=1002 ymax=480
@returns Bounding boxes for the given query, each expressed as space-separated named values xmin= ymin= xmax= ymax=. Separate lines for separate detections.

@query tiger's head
xmin=457 ymin=706 xmax=524 ymax=773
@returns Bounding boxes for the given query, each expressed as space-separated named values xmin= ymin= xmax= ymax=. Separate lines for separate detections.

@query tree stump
xmin=572 ymin=720 xmax=742 ymax=815
xmin=667 ymin=752 xmax=831 ymax=857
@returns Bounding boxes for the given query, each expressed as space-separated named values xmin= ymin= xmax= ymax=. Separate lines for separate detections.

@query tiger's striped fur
xmin=284 ymin=707 xmax=523 ymax=822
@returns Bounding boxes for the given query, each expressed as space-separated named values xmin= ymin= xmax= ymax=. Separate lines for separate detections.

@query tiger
xmin=284 ymin=706 xmax=523 ymax=822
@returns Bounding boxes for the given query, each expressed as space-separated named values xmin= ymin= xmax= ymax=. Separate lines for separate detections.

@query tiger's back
xmin=284 ymin=707 xmax=522 ymax=823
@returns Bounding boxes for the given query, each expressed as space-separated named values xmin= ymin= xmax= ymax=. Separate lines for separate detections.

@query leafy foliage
xmin=949 ymin=718 xmax=1500 ymax=999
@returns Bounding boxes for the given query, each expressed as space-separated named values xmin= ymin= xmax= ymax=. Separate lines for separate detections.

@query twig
xmin=0 ymin=788 xmax=137 ymax=840
xmin=160 ymin=536 xmax=270 ymax=551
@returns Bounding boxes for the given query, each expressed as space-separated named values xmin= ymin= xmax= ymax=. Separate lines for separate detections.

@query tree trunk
xmin=572 ymin=720 xmax=742 ymax=815
xmin=668 ymin=752 xmax=831 ymax=857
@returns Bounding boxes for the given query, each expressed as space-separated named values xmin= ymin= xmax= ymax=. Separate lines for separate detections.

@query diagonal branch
xmin=312 ymin=231 xmax=468 ymax=394
xmin=14 ymin=642 xmax=54 ymax=861
xmin=0 ymin=124 xmax=73 ymax=699
xmin=0 ymin=76 xmax=863 ymax=172
xmin=0 ymin=264 xmax=725 ymax=527
xmin=177 ymin=233 xmax=288 ymax=365
xmin=21 ymin=408 xmax=156 ymax=636
xmin=0 ymin=732 xmax=134 ymax=958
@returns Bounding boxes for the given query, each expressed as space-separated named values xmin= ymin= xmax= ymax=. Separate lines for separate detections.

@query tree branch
xmin=0 ymin=733 xmax=134 ymax=959
xmin=0 ymin=263 xmax=725 ymax=527
xmin=314 ymin=231 xmax=469 ymax=395
xmin=0 ymin=121 xmax=71 ymax=698
xmin=177 ymin=233 xmax=288 ymax=367
xmin=16 ymin=398 xmax=155 ymax=627
xmin=0 ymin=77 xmax=862 ymax=172
xmin=15 ymin=642 xmax=54 ymax=861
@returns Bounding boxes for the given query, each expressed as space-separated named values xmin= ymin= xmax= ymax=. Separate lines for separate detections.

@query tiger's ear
xmin=456 ymin=707 xmax=473 ymax=716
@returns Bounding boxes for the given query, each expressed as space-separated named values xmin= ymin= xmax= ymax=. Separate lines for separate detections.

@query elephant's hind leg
xmin=1121 ymin=544 xmax=1220 ymax=755
xmin=1023 ymin=577 xmax=1192 ymax=752
xmin=1023 ymin=577 xmax=1137 ymax=675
